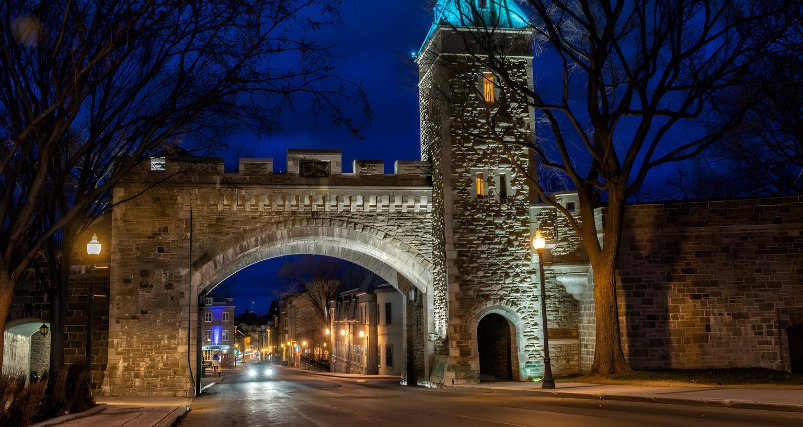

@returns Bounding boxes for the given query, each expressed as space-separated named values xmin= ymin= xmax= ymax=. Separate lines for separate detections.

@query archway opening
xmin=3 ymin=319 xmax=51 ymax=382
xmin=477 ymin=313 xmax=512 ymax=381
xmin=788 ymin=323 xmax=803 ymax=373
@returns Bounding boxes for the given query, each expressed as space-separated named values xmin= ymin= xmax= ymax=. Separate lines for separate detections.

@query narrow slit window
xmin=476 ymin=173 xmax=485 ymax=198
xmin=499 ymin=174 xmax=507 ymax=200
xmin=482 ymin=73 xmax=495 ymax=102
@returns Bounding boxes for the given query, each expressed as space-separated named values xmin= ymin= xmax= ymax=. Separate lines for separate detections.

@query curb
xmin=154 ymin=403 xmax=190 ymax=427
xmin=200 ymin=374 xmax=224 ymax=392
xmin=29 ymin=403 xmax=108 ymax=427
xmin=292 ymin=368 xmax=400 ymax=380
xmin=443 ymin=386 xmax=803 ymax=413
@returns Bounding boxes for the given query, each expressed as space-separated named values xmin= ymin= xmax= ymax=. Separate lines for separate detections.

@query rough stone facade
xmin=105 ymin=153 xmax=437 ymax=396
xmin=418 ymin=26 xmax=579 ymax=384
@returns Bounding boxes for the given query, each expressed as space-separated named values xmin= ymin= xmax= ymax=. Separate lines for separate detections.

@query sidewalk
xmin=444 ymin=381 xmax=803 ymax=412
xmin=46 ymin=397 xmax=191 ymax=427
xmin=38 ymin=373 xmax=224 ymax=427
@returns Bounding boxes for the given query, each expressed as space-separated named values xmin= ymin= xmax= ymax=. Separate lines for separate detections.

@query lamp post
xmin=533 ymin=230 xmax=555 ymax=389
xmin=86 ymin=234 xmax=101 ymax=372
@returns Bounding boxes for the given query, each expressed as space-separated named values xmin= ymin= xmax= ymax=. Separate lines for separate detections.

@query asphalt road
xmin=179 ymin=366 xmax=803 ymax=426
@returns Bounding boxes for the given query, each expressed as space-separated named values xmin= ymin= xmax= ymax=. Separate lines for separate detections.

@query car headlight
xmin=249 ymin=370 xmax=256 ymax=376
xmin=265 ymin=369 xmax=272 ymax=376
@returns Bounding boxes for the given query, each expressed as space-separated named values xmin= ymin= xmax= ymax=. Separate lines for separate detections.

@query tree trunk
xmin=49 ymin=225 xmax=77 ymax=374
xmin=0 ymin=271 xmax=14 ymax=371
xmin=589 ymin=255 xmax=630 ymax=375
xmin=588 ymin=191 xmax=631 ymax=375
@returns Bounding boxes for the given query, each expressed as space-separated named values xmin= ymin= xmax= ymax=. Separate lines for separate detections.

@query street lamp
xmin=39 ymin=323 xmax=49 ymax=336
xmin=359 ymin=331 xmax=365 ymax=338
xmin=533 ymin=230 xmax=555 ymax=389
xmin=340 ymin=329 xmax=346 ymax=336
xmin=86 ymin=234 xmax=101 ymax=371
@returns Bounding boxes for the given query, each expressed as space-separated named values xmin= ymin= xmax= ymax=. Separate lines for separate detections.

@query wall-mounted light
xmin=39 ymin=323 xmax=49 ymax=336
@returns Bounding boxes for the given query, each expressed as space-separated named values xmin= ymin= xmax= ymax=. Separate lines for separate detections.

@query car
xmin=246 ymin=362 xmax=275 ymax=380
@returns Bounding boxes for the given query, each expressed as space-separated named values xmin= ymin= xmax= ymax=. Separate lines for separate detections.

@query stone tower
xmin=417 ymin=0 xmax=555 ymax=384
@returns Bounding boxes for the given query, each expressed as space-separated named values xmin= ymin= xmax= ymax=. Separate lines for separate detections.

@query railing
xmin=300 ymin=356 xmax=331 ymax=372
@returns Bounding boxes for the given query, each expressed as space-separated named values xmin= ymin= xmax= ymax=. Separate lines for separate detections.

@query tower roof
xmin=419 ymin=0 xmax=530 ymax=56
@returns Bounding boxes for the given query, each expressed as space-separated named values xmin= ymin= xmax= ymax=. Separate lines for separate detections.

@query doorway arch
xmin=477 ymin=313 xmax=513 ymax=381
xmin=788 ymin=323 xmax=803 ymax=373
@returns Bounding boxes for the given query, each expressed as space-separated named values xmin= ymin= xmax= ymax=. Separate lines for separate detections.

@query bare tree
xmin=428 ymin=0 xmax=799 ymax=374
xmin=277 ymin=255 xmax=348 ymax=332
xmin=0 ymin=0 xmax=368 ymax=370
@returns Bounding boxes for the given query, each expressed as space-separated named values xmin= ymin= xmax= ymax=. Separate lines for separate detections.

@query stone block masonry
xmin=105 ymin=152 xmax=438 ymax=396
xmin=613 ymin=196 xmax=803 ymax=372
xmin=418 ymin=25 xmax=580 ymax=384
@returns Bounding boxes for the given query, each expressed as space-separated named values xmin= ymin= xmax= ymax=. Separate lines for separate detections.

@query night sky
xmin=221 ymin=2 xmax=433 ymax=315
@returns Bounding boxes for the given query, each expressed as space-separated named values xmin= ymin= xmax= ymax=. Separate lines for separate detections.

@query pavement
xmin=445 ymin=380 xmax=803 ymax=412
xmin=44 ymin=370 xmax=224 ymax=427
xmin=34 ymin=367 xmax=803 ymax=426
xmin=178 ymin=366 xmax=803 ymax=426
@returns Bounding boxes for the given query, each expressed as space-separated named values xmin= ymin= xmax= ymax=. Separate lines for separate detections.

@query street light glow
xmin=533 ymin=230 xmax=546 ymax=251
xmin=340 ymin=329 xmax=346 ymax=336
xmin=359 ymin=331 xmax=365 ymax=338
xmin=325 ymin=328 xmax=330 ymax=335
xmin=87 ymin=234 xmax=102 ymax=255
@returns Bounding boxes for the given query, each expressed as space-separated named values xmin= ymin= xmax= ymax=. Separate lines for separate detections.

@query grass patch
xmin=555 ymin=368 xmax=803 ymax=389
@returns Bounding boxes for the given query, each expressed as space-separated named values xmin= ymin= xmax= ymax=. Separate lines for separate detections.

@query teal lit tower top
xmin=419 ymin=0 xmax=530 ymax=55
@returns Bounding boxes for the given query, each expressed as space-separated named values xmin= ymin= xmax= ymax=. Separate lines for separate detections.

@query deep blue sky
xmin=221 ymin=2 xmax=433 ymax=315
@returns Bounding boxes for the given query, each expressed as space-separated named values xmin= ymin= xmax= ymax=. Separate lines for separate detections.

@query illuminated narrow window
xmin=476 ymin=173 xmax=485 ymax=198
xmin=499 ymin=174 xmax=507 ymax=201
xmin=483 ymin=73 xmax=495 ymax=103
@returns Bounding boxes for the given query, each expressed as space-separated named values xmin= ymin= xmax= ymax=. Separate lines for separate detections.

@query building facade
xmin=330 ymin=265 xmax=404 ymax=375
xmin=201 ymin=291 xmax=234 ymax=368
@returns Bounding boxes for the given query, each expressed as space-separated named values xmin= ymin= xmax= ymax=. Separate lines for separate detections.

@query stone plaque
xmin=300 ymin=161 xmax=330 ymax=177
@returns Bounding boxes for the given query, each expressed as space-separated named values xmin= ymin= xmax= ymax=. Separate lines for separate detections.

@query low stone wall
xmin=616 ymin=195 xmax=803 ymax=371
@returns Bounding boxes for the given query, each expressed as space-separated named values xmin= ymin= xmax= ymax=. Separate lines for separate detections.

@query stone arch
xmin=467 ymin=300 xmax=528 ymax=382
xmin=194 ymin=225 xmax=434 ymax=296
xmin=3 ymin=318 xmax=50 ymax=379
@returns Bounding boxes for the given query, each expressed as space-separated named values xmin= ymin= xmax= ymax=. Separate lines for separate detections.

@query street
xmin=179 ymin=367 xmax=803 ymax=426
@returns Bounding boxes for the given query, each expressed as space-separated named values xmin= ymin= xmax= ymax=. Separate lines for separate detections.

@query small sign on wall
xmin=300 ymin=161 xmax=331 ymax=177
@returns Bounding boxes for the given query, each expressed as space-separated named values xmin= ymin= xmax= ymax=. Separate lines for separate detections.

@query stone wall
xmin=418 ymin=26 xmax=579 ymax=384
xmin=107 ymin=155 xmax=436 ymax=396
xmin=2 ymin=331 xmax=29 ymax=376
xmin=29 ymin=331 xmax=50 ymax=377
xmin=615 ymin=196 xmax=803 ymax=371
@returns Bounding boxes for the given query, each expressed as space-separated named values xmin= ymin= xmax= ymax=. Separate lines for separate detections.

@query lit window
xmin=205 ymin=330 xmax=211 ymax=341
xmin=222 ymin=312 xmax=229 ymax=323
xmin=483 ymin=73 xmax=494 ymax=103
xmin=205 ymin=312 xmax=212 ymax=322
xmin=150 ymin=157 xmax=165 ymax=171
xmin=476 ymin=173 xmax=485 ymax=198
xmin=222 ymin=330 xmax=229 ymax=342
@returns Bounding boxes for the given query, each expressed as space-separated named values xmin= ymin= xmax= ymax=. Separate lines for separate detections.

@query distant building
xmin=329 ymin=265 xmax=403 ymax=376
xmin=202 ymin=290 xmax=235 ymax=368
